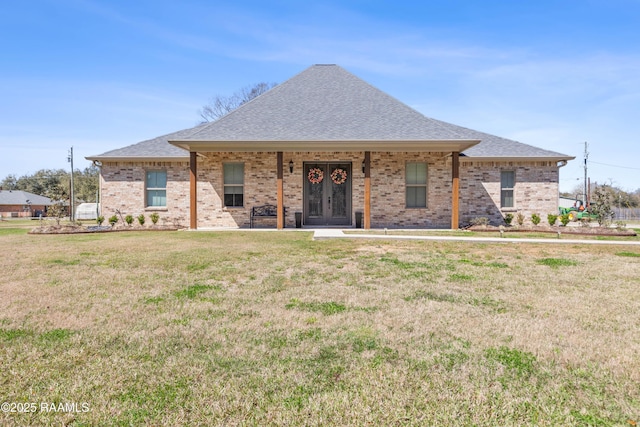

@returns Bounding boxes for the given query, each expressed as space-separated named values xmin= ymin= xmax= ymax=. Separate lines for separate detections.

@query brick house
xmin=87 ymin=64 xmax=574 ymax=229
xmin=0 ymin=190 xmax=52 ymax=218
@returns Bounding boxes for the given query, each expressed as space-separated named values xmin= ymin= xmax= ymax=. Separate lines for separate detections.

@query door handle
xmin=328 ymin=197 xmax=331 ymax=205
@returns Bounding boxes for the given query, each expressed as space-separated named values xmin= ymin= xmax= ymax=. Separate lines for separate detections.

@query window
xmin=405 ymin=162 xmax=427 ymax=208
xmin=501 ymin=171 xmax=515 ymax=208
xmin=224 ymin=163 xmax=244 ymax=207
xmin=146 ymin=171 xmax=167 ymax=207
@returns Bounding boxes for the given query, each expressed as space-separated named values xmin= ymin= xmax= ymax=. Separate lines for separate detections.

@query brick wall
xmin=459 ymin=160 xmax=560 ymax=225
xmin=369 ymin=152 xmax=452 ymax=228
xmin=100 ymin=161 xmax=190 ymax=227
xmin=100 ymin=154 xmax=560 ymax=228
xmin=0 ymin=205 xmax=47 ymax=217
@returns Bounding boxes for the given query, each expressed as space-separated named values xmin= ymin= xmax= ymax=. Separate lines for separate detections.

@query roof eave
xmin=85 ymin=156 xmax=189 ymax=162
xmin=459 ymin=155 xmax=576 ymax=162
xmin=168 ymin=139 xmax=481 ymax=153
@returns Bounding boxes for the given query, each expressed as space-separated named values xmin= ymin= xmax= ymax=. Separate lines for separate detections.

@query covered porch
xmin=172 ymin=139 xmax=479 ymax=231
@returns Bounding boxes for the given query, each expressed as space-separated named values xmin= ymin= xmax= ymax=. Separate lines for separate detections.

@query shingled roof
xmin=180 ymin=64 xmax=477 ymax=142
xmin=0 ymin=190 xmax=53 ymax=206
xmin=435 ymin=122 xmax=573 ymax=160
xmin=87 ymin=124 xmax=207 ymax=161
xmin=88 ymin=64 xmax=573 ymax=161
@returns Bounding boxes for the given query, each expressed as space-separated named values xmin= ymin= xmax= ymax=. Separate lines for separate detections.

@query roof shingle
xmin=88 ymin=64 xmax=573 ymax=161
xmin=181 ymin=64 xmax=472 ymax=142
xmin=0 ymin=190 xmax=53 ymax=206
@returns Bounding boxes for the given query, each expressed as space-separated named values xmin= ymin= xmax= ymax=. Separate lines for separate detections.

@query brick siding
xmin=99 ymin=154 xmax=560 ymax=228
xmin=459 ymin=160 xmax=560 ymax=225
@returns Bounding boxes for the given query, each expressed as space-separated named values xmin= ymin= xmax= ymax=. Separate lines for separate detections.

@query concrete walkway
xmin=312 ymin=228 xmax=640 ymax=246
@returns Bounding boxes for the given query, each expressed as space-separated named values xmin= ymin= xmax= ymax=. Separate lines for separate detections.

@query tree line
xmin=1 ymin=166 xmax=99 ymax=204
xmin=561 ymin=182 xmax=640 ymax=208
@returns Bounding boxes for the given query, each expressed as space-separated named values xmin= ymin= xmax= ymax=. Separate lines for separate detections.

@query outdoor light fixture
xmin=289 ymin=160 xmax=294 ymax=173
xmin=362 ymin=160 xmax=365 ymax=174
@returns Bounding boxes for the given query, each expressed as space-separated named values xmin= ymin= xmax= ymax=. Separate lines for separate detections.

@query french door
xmin=303 ymin=162 xmax=352 ymax=226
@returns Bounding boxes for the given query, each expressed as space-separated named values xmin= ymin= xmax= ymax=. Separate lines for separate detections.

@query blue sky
xmin=1 ymin=0 xmax=639 ymax=192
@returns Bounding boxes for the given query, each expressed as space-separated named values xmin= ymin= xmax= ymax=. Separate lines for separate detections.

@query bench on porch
xmin=250 ymin=204 xmax=286 ymax=228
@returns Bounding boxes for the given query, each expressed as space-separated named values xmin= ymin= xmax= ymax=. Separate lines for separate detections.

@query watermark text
xmin=1 ymin=402 xmax=90 ymax=414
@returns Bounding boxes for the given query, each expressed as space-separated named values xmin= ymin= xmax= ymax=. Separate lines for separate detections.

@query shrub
xmin=109 ymin=215 xmax=118 ymax=226
xmin=97 ymin=215 xmax=105 ymax=226
xmin=124 ymin=215 xmax=134 ymax=226
xmin=470 ymin=216 xmax=490 ymax=227
xmin=47 ymin=203 xmax=66 ymax=226
xmin=531 ymin=213 xmax=541 ymax=226
xmin=137 ymin=214 xmax=145 ymax=226
xmin=560 ymin=213 xmax=571 ymax=226
xmin=504 ymin=213 xmax=513 ymax=226
xmin=516 ymin=212 xmax=525 ymax=226
xmin=547 ymin=213 xmax=558 ymax=226
xmin=591 ymin=186 xmax=615 ymax=226
xmin=150 ymin=212 xmax=160 ymax=225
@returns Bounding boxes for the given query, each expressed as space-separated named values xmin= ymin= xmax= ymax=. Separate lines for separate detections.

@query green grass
xmin=0 ymin=227 xmax=29 ymax=236
xmin=616 ymin=251 xmax=640 ymax=257
xmin=0 ymin=230 xmax=638 ymax=426
xmin=285 ymin=299 xmax=347 ymax=315
xmin=0 ymin=327 xmax=73 ymax=343
xmin=448 ymin=272 xmax=474 ymax=282
xmin=39 ymin=328 xmax=74 ymax=342
xmin=173 ymin=283 xmax=215 ymax=299
xmin=404 ymin=290 xmax=507 ymax=313
xmin=346 ymin=227 xmax=640 ymax=241
xmin=0 ymin=328 xmax=32 ymax=341
xmin=485 ymin=345 xmax=537 ymax=377
xmin=536 ymin=257 xmax=579 ymax=268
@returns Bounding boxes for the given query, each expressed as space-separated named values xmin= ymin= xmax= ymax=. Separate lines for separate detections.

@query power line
xmin=589 ymin=160 xmax=640 ymax=171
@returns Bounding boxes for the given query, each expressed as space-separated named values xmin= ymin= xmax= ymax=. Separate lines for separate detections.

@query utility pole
xmin=583 ymin=142 xmax=589 ymax=207
xmin=68 ymin=146 xmax=75 ymax=221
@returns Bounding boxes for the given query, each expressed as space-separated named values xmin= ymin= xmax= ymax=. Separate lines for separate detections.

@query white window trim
xmin=500 ymin=170 xmax=515 ymax=209
xmin=405 ymin=161 xmax=428 ymax=209
xmin=223 ymin=162 xmax=245 ymax=208
xmin=145 ymin=170 xmax=167 ymax=208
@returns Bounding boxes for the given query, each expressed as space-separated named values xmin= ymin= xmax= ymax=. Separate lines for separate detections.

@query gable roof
xmin=88 ymin=64 xmax=573 ymax=161
xmin=0 ymin=190 xmax=53 ymax=206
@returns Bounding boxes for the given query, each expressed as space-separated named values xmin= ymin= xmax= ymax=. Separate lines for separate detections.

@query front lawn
xmin=1 ymin=229 xmax=639 ymax=426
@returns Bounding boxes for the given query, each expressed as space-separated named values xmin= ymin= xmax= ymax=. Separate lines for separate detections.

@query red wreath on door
xmin=330 ymin=168 xmax=347 ymax=185
xmin=307 ymin=168 xmax=324 ymax=184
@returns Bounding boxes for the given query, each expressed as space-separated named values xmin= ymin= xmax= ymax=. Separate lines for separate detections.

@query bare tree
xmin=199 ymin=82 xmax=277 ymax=123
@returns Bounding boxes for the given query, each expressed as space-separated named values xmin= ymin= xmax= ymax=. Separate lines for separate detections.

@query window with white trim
xmin=146 ymin=171 xmax=167 ymax=207
xmin=405 ymin=162 xmax=427 ymax=208
xmin=224 ymin=163 xmax=244 ymax=207
xmin=501 ymin=170 xmax=515 ymax=208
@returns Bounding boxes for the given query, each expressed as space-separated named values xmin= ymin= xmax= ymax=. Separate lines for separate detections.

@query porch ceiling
xmin=168 ymin=139 xmax=480 ymax=153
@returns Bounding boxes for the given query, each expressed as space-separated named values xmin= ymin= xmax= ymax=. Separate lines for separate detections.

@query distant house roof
xmin=88 ymin=64 xmax=573 ymax=161
xmin=0 ymin=190 xmax=53 ymax=206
